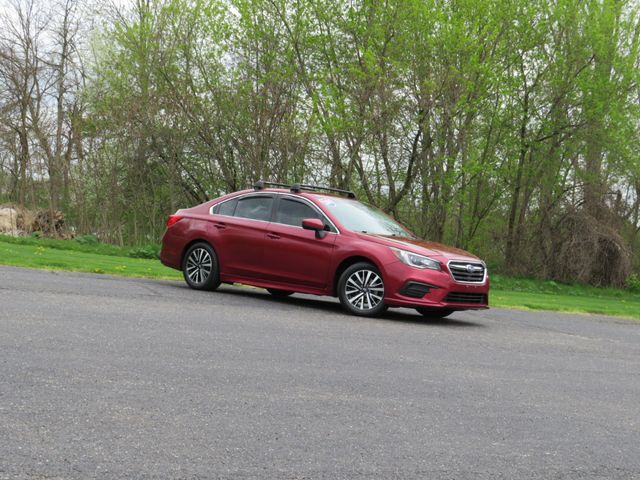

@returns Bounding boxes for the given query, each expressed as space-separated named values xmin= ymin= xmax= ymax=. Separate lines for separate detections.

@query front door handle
xmin=266 ymin=232 xmax=280 ymax=240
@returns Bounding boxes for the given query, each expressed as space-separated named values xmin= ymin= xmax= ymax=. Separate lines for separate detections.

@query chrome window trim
xmin=209 ymin=191 xmax=340 ymax=234
xmin=447 ymin=259 xmax=488 ymax=285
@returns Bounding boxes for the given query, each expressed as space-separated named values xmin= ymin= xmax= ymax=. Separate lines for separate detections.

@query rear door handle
xmin=266 ymin=232 xmax=280 ymax=240
xmin=214 ymin=222 xmax=226 ymax=230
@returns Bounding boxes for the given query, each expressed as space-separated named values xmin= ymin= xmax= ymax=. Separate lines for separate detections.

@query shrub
xmin=627 ymin=274 xmax=640 ymax=293
xmin=550 ymin=209 xmax=631 ymax=287
xmin=128 ymin=244 xmax=160 ymax=259
xmin=74 ymin=234 xmax=99 ymax=245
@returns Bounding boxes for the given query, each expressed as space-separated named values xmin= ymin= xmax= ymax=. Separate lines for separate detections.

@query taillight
xmin=166 ymin=215 xmax=183 ymax=228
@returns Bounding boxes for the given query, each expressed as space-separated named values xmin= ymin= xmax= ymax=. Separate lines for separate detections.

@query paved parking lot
xmin=1 ymin=266 xmax=639 ymax=479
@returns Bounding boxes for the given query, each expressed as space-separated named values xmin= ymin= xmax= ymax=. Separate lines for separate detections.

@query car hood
xmin=359 ymin=234 xmax=482 ymax=261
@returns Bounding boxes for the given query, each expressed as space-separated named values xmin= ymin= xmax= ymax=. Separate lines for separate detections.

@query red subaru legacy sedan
xmin=160 ymin=181 xmax=489 ymax=317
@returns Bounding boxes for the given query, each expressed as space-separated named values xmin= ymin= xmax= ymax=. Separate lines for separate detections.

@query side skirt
xmin=219 ymin=274 xmax=329 ymax=297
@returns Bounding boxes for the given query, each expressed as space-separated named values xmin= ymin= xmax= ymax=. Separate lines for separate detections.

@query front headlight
xmin=390 ymin=247 xmax=441 ymax=270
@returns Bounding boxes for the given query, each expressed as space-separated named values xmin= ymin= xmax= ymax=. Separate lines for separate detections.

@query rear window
xmin=234 ymin=196 xmax=273 ymax=221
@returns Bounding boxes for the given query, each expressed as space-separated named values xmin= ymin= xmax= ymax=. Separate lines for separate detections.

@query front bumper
xmin=382 ymin=260 xmax=490 ymax=310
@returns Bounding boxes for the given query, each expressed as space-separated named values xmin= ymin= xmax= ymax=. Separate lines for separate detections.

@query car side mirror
xmin=302 ymin=218 xmax=326 ymax=238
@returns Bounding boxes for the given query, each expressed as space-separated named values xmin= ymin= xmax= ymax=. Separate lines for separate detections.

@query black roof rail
xmin=253 ymin=180 xmax=290 ymax=191
xmin=253 ymin=180 xmax=356 ymax=199
xmin=295 ymin=183 xmax=356 ymax=199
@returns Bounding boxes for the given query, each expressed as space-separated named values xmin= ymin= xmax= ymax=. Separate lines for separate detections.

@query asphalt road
xmin=1 ymin=265 xmax=639 ymax=479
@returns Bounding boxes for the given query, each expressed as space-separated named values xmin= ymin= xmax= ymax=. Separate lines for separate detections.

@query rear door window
xmin=234 ymin=195 xmax=273 ymax=221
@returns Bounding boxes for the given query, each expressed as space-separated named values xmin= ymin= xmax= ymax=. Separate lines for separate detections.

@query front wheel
xmin=416 ymin=308 xmax=453 ymax=319
xmin=338 ymin=262 xmax=386 ymax=317
xmin=183 ymin=242 xmax=221 ymax=291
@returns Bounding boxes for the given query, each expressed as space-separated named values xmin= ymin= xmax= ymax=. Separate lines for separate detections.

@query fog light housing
xmin=399 ymin=282 xmax=433 ymax=298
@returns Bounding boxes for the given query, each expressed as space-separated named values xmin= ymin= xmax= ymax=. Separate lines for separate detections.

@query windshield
xmin=315 ymin=196 xmax=415 ymax=238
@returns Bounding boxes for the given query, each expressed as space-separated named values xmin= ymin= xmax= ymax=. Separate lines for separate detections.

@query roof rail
xmin=253 ymin=180 xmax=290 ymax=190
xmin=253 ymin=180 xmax=356 ymax=199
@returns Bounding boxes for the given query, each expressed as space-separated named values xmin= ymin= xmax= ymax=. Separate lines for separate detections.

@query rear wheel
xmin=267 ymin=288 xmax=294 ymax=297
xmin=338 ymin=262 xmax=386 ymax=317
xmin=416 ymin=308 xmax=454 ymax=319
xmin=183 ymin=242 xmax=220 ymax=291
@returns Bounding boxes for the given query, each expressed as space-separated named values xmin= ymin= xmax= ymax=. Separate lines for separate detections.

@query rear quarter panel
xmin=160 ymin=212 xmax=215 ymax=270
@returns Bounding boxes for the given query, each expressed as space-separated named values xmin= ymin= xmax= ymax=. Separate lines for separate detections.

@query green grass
xmin=491 ymin=289 xmax=640 ymax=319
xmin=0 ymin=235 xmax=180 ymax=280
xmin=0 ymin=234 xmax=141 ymax=256
xmin=490 ymin=274 xmax=640 ymax=319
xmin=1 ymin=234 xmax=639 ymax=320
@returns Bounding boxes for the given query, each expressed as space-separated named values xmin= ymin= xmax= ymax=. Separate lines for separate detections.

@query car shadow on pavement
xmin=212 ymin=285 xmax=485 ymax=328
xmin=381 ymin=311 xmax=485 ymax=328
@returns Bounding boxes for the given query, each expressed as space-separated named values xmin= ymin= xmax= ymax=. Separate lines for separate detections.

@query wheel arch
xmin=181 ymin=238 xmax=217 ymax=269
xmin=331 ymin=255 xmax=382 ymax=296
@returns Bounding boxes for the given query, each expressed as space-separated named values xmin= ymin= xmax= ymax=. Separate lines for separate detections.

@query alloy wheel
xmin=185 ymin=247 xmax=212 ymax=285
xmin=344 ymin=269 xmax=384 ymax=311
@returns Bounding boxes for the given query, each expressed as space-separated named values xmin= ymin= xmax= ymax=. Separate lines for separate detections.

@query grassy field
xmin=0 ymin=235 xmax=179 ymax=280
xmin=490 ymin=276 xmax=640 ymax=319
xmin=1 ymin=234 xmax=639 ymax=320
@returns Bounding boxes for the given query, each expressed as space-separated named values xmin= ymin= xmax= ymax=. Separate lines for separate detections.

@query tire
xmin=182 ymin=242 xmax=221 ymax=291
xmin=416 ymin=308 xmax=454 ymax=319
xmin=267 ymin=288 xmax=294 ymax=297
xmin=338 ymin=262 xmax=386 ymax=317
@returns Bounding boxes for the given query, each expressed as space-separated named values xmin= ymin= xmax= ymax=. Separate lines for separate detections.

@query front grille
xmin=448 ymin=261 xmax=486 ymax=283
xmin=444 ymin=292 xmax=487 ymax=304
